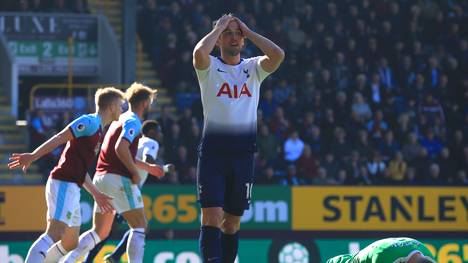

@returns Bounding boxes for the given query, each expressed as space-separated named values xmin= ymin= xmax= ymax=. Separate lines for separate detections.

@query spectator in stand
xmin=297 ymin=145 xmax=317 ymax=184
xmin=173 ymin=146 xmax=192 ymax=184
xmin=273 ymin=79 xmax=294 ymax=105
xmin=423 ymin=163 xmax=445 ymax=185
xmin=257 ymin=124 xmax=279 ymax=165
xmin=158 ymin=105 xmax=176 ymax=137
xmin=378 ymin=130 xmax=400 ymax=161
xmin=256 ymin=166 xmax=277 ymax=185
xmin=455 ymin=170 xmax=468 ymax=186
xmin=438 ymin=148 xmax=456 ymax=184
xmin=425 ymin=57 xmax=441 ymax=89
xmin=312 ymin=167 xmax=336 ymax=185
xmin=308 ymin=125 xmax=322 ymax=156
xmin=280 ymin=164 xmax=301 ymax=186
xmin=282 ymin=93 xmax=302 ymax=126
xmin=419 ymin=128 xmax=444 ymax=159
xmin=29 ymin=110 xmax=48 ymax=150
xmin=321 ymin=108 xmax=337 ymax=144
xmin=368 ymin=72 xmax=385 ymax=109
xmin=351 ymin=92 xmax=373 ymax=121
xmin=283 ymin=131 xmax=304 ymax=163
xmin=334 ymin=91 xmax=349 ymax=126
xmin=178 ymin=108 xmax=195 ymax=138
xmin=329 ymin=127 xmax=352 ymax=162
xmin=388 ymin=151 xmax=407 ymax=184
xmin=402 ymin=133 xmax=424 ymax=165
xmin=367 ymin=151 xmax=386 ymax=183
xmin=367 ymin=110 xmax=389 ymax=141
xmin=322 ymin=152 xmax=340 ymax=179
xmin=419 ymin=92 xmax=445 ymax=124
xmin=270 ymin=107 xmax=290 ymax=140
xmin=354 ymin=130 xmax=373 ymax=160
xmin=378 ymin=57 xmax=395 ymax=90
xmin=259 ymin=89 xmax=277 ymax=119
xmin=163 ymin=123 xmax=183 ymax=163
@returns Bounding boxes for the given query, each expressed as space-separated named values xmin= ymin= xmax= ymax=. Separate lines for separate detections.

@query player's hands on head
xmin=8 ymin=153 xmax=35 ymax=173
xmin=93 ymin=191 xmax=114 ymax=214
xmin=233 ymin=17 xmax=252 ymax=38
xmin=214 ymin=13 xmax=234 ymax=31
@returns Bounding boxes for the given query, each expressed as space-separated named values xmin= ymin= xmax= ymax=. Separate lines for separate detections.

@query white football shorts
xmin=93 ymin=173 xmax=143 ymax=214
xmin=46 ymin=178 xmax=81 ymax=227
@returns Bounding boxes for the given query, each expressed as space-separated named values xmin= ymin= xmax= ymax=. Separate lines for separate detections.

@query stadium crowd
xmin=29 ymin=0 xmax=468 ymax=186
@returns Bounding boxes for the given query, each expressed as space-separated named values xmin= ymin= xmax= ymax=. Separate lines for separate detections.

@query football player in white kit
xmin=193 ymin=14 xmax=284 ymax=262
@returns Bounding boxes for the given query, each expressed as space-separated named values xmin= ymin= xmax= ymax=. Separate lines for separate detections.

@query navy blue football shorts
xmin=196 ymin=152 xmax=254 ymax=216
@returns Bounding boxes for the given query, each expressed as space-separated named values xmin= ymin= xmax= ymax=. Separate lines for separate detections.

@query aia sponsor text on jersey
xmin=216 ymin=82 xmax=252 ymax=99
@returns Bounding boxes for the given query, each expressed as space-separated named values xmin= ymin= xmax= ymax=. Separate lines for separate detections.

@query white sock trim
xmin=41 ymin=234 xmax=54 ymax=246
xmin=131 ymin=228 xmax=145 ymax=234
xmin=56 ymin=243 xmax=67 ymax=256
xmin=89 ymin=230 xmax=101 ymax=245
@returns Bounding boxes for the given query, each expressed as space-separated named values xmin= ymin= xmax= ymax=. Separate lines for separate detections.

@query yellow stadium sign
xmin=292 ymin=187 xmax=468 ymax=231
xmin=0 ymin=186 xmax=47 ymax=232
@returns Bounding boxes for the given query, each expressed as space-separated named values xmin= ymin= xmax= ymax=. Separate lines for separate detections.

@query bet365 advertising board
xmin=1 ymin=186 xmax=465 ymax=232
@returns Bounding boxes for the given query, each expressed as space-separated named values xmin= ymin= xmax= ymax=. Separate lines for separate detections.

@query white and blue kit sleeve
xmin=142 ymin=139 xmax=159 ymax=160
xmin=120 ymin=118 xmax=141 ymax=143
xmin=254 ymin=56 xmax=272 ymax=82
xmin=194 ymin=55 xmax=215 ymax=83
xmin=68 ymin=115 xmax=100 ymax=138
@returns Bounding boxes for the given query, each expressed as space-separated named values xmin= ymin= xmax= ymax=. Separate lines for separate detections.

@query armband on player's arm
xmin=69 ymin=115 xmax=99 ymax=138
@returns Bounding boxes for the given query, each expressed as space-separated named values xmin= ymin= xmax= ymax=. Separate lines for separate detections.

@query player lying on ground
xmin=83 ymin=120 xmax=173 ymax=263
xmin=62 ymin=83 xmax=161 ymax=263
xmin=8 ymin=87 xmax=125 ymax=263
xmin=326 ymin=237 xmax=435 ymax=263
xmin=193 ymin=13 xmax=284 ymax=262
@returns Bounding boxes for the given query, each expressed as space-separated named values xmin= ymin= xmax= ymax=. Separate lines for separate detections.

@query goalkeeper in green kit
xmin=327 ymin=237 xmax=436 ymax=263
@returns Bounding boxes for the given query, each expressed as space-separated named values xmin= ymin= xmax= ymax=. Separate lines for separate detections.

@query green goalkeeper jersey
xmin=326 ymin=237 xmax=435 ymax=263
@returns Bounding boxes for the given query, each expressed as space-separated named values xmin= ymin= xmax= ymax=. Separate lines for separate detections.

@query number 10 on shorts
xmin=245 ymin=183 xmax=253 ymax=200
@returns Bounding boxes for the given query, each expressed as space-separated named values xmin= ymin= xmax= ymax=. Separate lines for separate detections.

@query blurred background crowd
xmin=18 ymin=0 xmax=468 ymax=186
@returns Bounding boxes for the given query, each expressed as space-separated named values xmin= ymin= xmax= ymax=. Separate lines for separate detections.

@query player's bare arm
xmin=193 ymin=14 xmax=234 ymax=70
xmin=135 ymin=159 xmax=164 ymax=178
xmin=83 ymin=173 xmax=114 ymax=213
xmin=8 ymin=127 xmax=73 ymax=172
xmin=115 ymin=138 xmax=141 ymax=184
xmin=234 ymin=17 xmax=285 ymax=72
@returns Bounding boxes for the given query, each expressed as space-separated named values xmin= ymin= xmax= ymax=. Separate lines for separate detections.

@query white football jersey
xmin=136 ymin=136 xmax=159 ymax=187
xmin=195 ymin=55 xmax=271 ymax=153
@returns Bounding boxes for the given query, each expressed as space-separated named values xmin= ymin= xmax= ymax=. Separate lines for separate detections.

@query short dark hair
xmin=141 ymin=120 xmax=160 ymax=137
